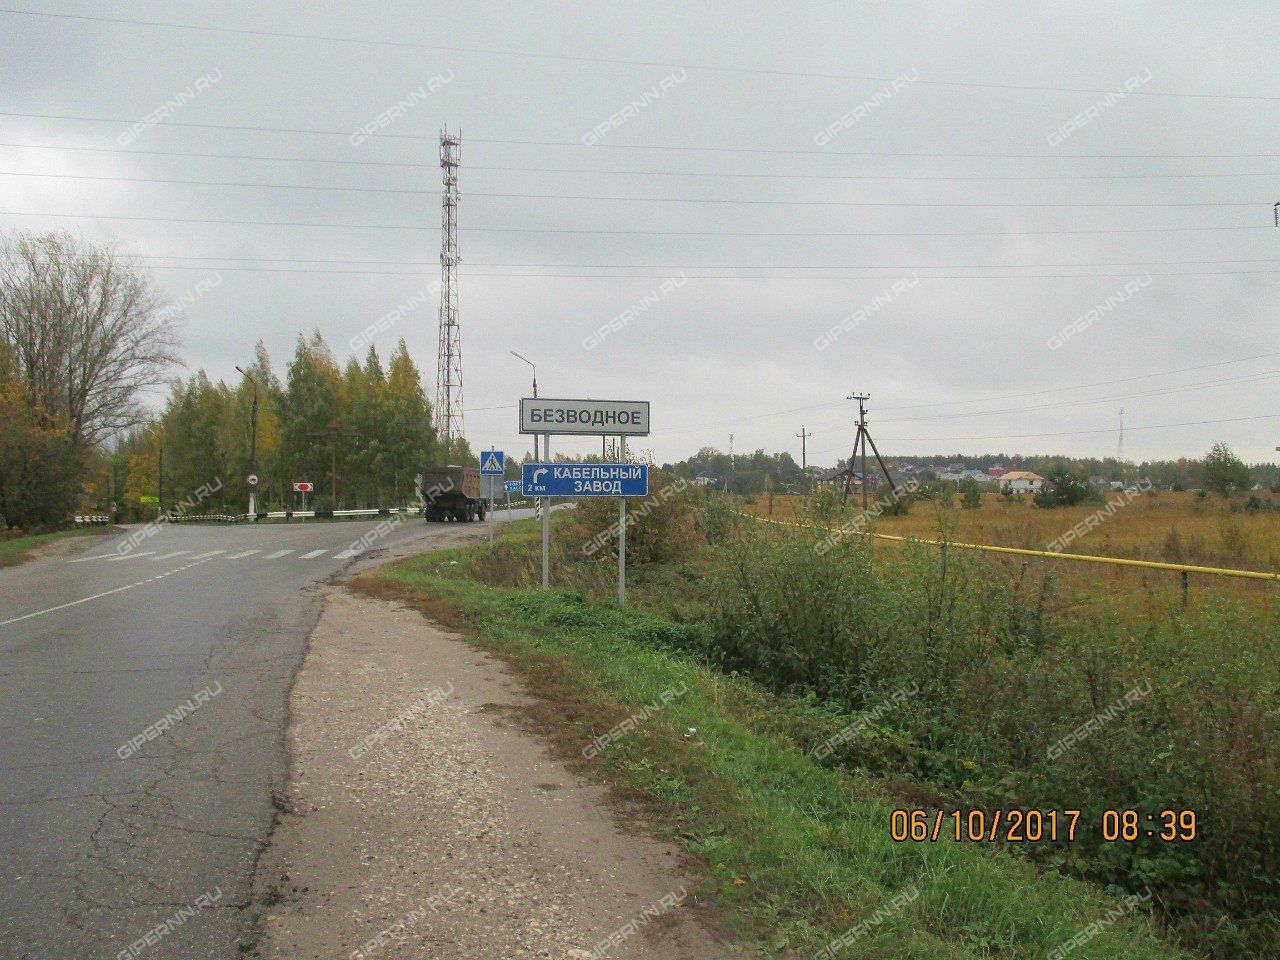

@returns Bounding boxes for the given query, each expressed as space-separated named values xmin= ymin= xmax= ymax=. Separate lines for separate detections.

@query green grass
xmin=353 ymin=525 xmax=1187 ymax=959
xmin=0 ymin=527 xmax=111 ymax=568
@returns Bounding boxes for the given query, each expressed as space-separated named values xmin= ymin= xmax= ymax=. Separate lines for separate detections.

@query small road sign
xmin=519 ymin=398 xmax=650 ymax=436
xmin=139 ymin=495 xmax=159 ymax=504
xmin=480 ymin=450 xmax=506 ymax=475
xmin=292 ymin=481 xmax=314 ymax=493
xmin=246 ymin=474 xmax=259 ymax=486
xmin=522 ymin=463 xmax=648 ymax=498
xmin=504 ymin=480 xmax=521 ymax=492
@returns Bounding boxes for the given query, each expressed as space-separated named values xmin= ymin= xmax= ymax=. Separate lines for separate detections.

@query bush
xmin=1033 ymin=469 xmax=1097 ymax=508
xmin=704 ymin=514 xmax=1280 ymax=955
xmin=567 ymin=468 xmax=698 ymax=567
xmin=960 ymin=480 xmax=983 ymax=509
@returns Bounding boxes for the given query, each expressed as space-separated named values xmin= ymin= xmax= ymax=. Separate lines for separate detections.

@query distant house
xmin=961 ymin=469 xmax=990 ymax=483
xmin=1088 ymin=475 xmax=1110 ymax=489
xmin=1001 ymin=471 xmax=1046 ymax=494
xmin=816 ymin=467 xmax=851 ymax=489
xmin=690 ymin=474 xmax=718 ymax=487
xmin=988 ymin=465 xmax=1007 ymax=480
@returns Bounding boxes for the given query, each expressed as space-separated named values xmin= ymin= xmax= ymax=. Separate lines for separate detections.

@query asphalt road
xmin=0 ymin=510 xmax=534 ymax=960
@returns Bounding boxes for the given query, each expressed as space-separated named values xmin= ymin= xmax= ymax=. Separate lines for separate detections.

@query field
xmin=748 ymin=490 xmax=1280 ymax=609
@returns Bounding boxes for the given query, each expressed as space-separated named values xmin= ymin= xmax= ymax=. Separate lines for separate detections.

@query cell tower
xmin=435 ymin=127 xmax=464 ymax=457
xmin=1117 ymin=407 xmax=1126 ymax=461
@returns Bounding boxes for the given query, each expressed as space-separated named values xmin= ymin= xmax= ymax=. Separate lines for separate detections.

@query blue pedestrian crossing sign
xmin=480 ymin=450 xmax=505 ymax=475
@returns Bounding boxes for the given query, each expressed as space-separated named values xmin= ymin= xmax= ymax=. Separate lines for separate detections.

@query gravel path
xmin=252 ymin=587 xmax=734 ymax=959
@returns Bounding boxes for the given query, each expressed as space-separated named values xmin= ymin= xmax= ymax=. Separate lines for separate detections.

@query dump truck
xmin=415 ymin=465 xmax=489 ymax=522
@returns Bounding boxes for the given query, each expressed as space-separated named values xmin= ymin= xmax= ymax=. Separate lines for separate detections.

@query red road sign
xmin=246 ymin=474 xmax=259 ymax=486
xmin=292 ymin=481 xmax=314 ymax=493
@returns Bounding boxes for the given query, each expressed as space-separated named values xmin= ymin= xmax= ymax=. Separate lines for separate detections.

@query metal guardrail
xmin=73 ymin=515 xmax=111 ymax=525
xmin=746 ymin=513 xmax=1280 ymax=586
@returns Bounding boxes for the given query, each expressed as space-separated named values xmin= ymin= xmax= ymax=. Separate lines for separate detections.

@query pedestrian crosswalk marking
xmin=106 ymin=551 xmax=156 ymax=561
xmin=334 ymin=548 xmax=361 ymax=560
xmin=150 ymin=550 xmax=192 ymax=561
xmin=262 ymin=549 xmax=295 ymax=560
xmin=225 ymin=549 xmax=261 ymax=560
xmin=190 ymin=550 xmax=226 ymax=560
xmin=299 ymin=549 xmax=327 ymax=559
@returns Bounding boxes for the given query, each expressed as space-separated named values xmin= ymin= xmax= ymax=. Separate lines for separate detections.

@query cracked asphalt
xmin=0 ymin=513 xmax=523 ymax=959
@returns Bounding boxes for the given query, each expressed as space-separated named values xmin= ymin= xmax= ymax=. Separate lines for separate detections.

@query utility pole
xmin=236 ymin=366 xmax=259 ymax=517
xmin=308 ymin=427 xmax=360 ymax=509
xmin=435 ymin=127 xmax=464 ymax=459
xmin=511 ymin=351 xmax=537 ymax=461
xmin=796 ymin=425 xmax=809 ymax=470
xmin=841 ymin=393 xmax=895 ymax=509
xmin=1117 ymin=407 xmax=1126 ymax=462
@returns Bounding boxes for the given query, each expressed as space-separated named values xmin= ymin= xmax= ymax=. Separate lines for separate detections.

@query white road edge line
xmin=225 ymin=549 xmax=261 ymax=560
xmin=0 ymin=558 xmax=215 ymax=628
xmin=105 ymin=550 xmax=156 ymax=561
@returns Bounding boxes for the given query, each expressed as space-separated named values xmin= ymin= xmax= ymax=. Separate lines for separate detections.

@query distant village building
xmin=690 ymin=474 xmax=718 ymax=487
xmin=1001 ymin=471 xmax=1046 ymax=494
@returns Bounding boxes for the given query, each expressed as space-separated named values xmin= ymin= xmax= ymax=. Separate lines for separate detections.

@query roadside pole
xmin=619 ymin=436 xmax=627 ymax=606
xmin=541 ymin=433 xmax=550 ymax=591
xmin=488 ymin=475 xmax=494 ymax=545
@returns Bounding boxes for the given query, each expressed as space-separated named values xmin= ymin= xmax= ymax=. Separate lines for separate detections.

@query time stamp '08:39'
xmin=890 ymin=808 xmax=1198 ymax=843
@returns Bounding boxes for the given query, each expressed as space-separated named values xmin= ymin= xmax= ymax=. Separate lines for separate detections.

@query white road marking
xmin=225 ymin=549 xmax=261 ymax=560
xmin=334 ymin=548 xmax=361 ymax=560
xmin=262 ymin=549 xmax=294 ymax=560
xmin=0 ymin=557 xmax=215 ymax=628
xmin=299 ymin=550 xmax=327 ymax=559
xmin=68 ymin=553 xmax=119 ymax=564
xmin=150 ymin=550 xmax=192 ymax=561
xmin=190 ymin=550 xmax=226 ymax=560
xmin=105 ymin=551 xmax=156 ymax=561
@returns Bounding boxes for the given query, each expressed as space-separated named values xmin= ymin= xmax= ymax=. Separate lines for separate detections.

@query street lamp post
xmin=235 ymin=366 xmax=259 ymax=519
xmin=145 ymin=423 xmax=163 ymax=520
xmin=510 ymin=351 xmax=538 ymax=460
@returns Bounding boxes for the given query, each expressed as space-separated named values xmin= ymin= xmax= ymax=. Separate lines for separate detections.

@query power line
xmin=2 ymin=170 xmax=1272 ymax=208
xmin=5 ymin=111 xmax=1280 ymax=159
xmin=0 ymin=209 xmax=1268 ymax=239
xmin=127 ymin=255 xmax=1280 ymax=270
xmin=3 ymin=7 xmax=1275 ymax=102
xmin=4 ymin=141 xmax=1280 ymax=180
xmin=662 ymin=351 xmax=1280 ymax=436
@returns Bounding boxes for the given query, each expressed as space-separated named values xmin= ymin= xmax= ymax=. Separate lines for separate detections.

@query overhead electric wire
xmin=127 ymin=254 xmax=1280 ymax=270
xmin=4 ymin=111 xmax=1280 ymax=160
xmin=2 ymin=6 xmax=1277 ymax=102
xmin=659 ymin=351 xmax=1280 ymax=438
xmin=2 ymin=170 xmax=1274 ymax=209
xmin=0 ymin=209 xmax=1269 ymax=240
xmin=4 ymin=142 xmax=1280 ymax=181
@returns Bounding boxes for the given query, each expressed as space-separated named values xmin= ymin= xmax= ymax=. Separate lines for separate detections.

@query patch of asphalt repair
xmin=249 ymin=584 xmax=735 ymax=959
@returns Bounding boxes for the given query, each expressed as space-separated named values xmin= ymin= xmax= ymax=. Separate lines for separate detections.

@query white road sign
xmin=519 ymin=397 xmax=650 ymax=436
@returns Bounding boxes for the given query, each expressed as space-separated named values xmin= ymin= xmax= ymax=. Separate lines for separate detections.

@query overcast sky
xmin=3 ymin=1 xmax=1278 ymax=466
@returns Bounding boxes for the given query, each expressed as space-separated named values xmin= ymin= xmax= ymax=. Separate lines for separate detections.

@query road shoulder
xmin=250 ymin=586 xmax=731 ymax=959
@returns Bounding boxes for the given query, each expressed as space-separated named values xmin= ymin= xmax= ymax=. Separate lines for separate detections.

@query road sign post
xmin=541 ymin=435 xmax=550 ymax=590
xmin=517 ymin=398 xmax=650 ymax=601
xmin=619 ymin=436 xmax=627 ymax=605
xmin=481 ymin=450 xmax=505 ymax=547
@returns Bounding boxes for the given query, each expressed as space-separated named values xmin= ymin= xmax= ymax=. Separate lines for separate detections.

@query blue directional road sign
xmin=504 ymin=480 xmax=522 ymax=492
xmin=480 ymin=450 xmax=506 ymax=475
xmin=523 ymin=463 xmax=648 ymax=497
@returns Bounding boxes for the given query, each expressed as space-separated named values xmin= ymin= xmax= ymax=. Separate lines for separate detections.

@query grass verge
xmin=0 ymin=527 xmax=110 ymax=568
xmin=351 ymin=525 xmax=1186 ymax=959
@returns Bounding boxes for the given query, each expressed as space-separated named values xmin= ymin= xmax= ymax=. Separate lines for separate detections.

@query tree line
xmin=0 ymin=230 xmax=462 ymax=530
xmin=110 ymin=332 xmax=461 ymax=518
